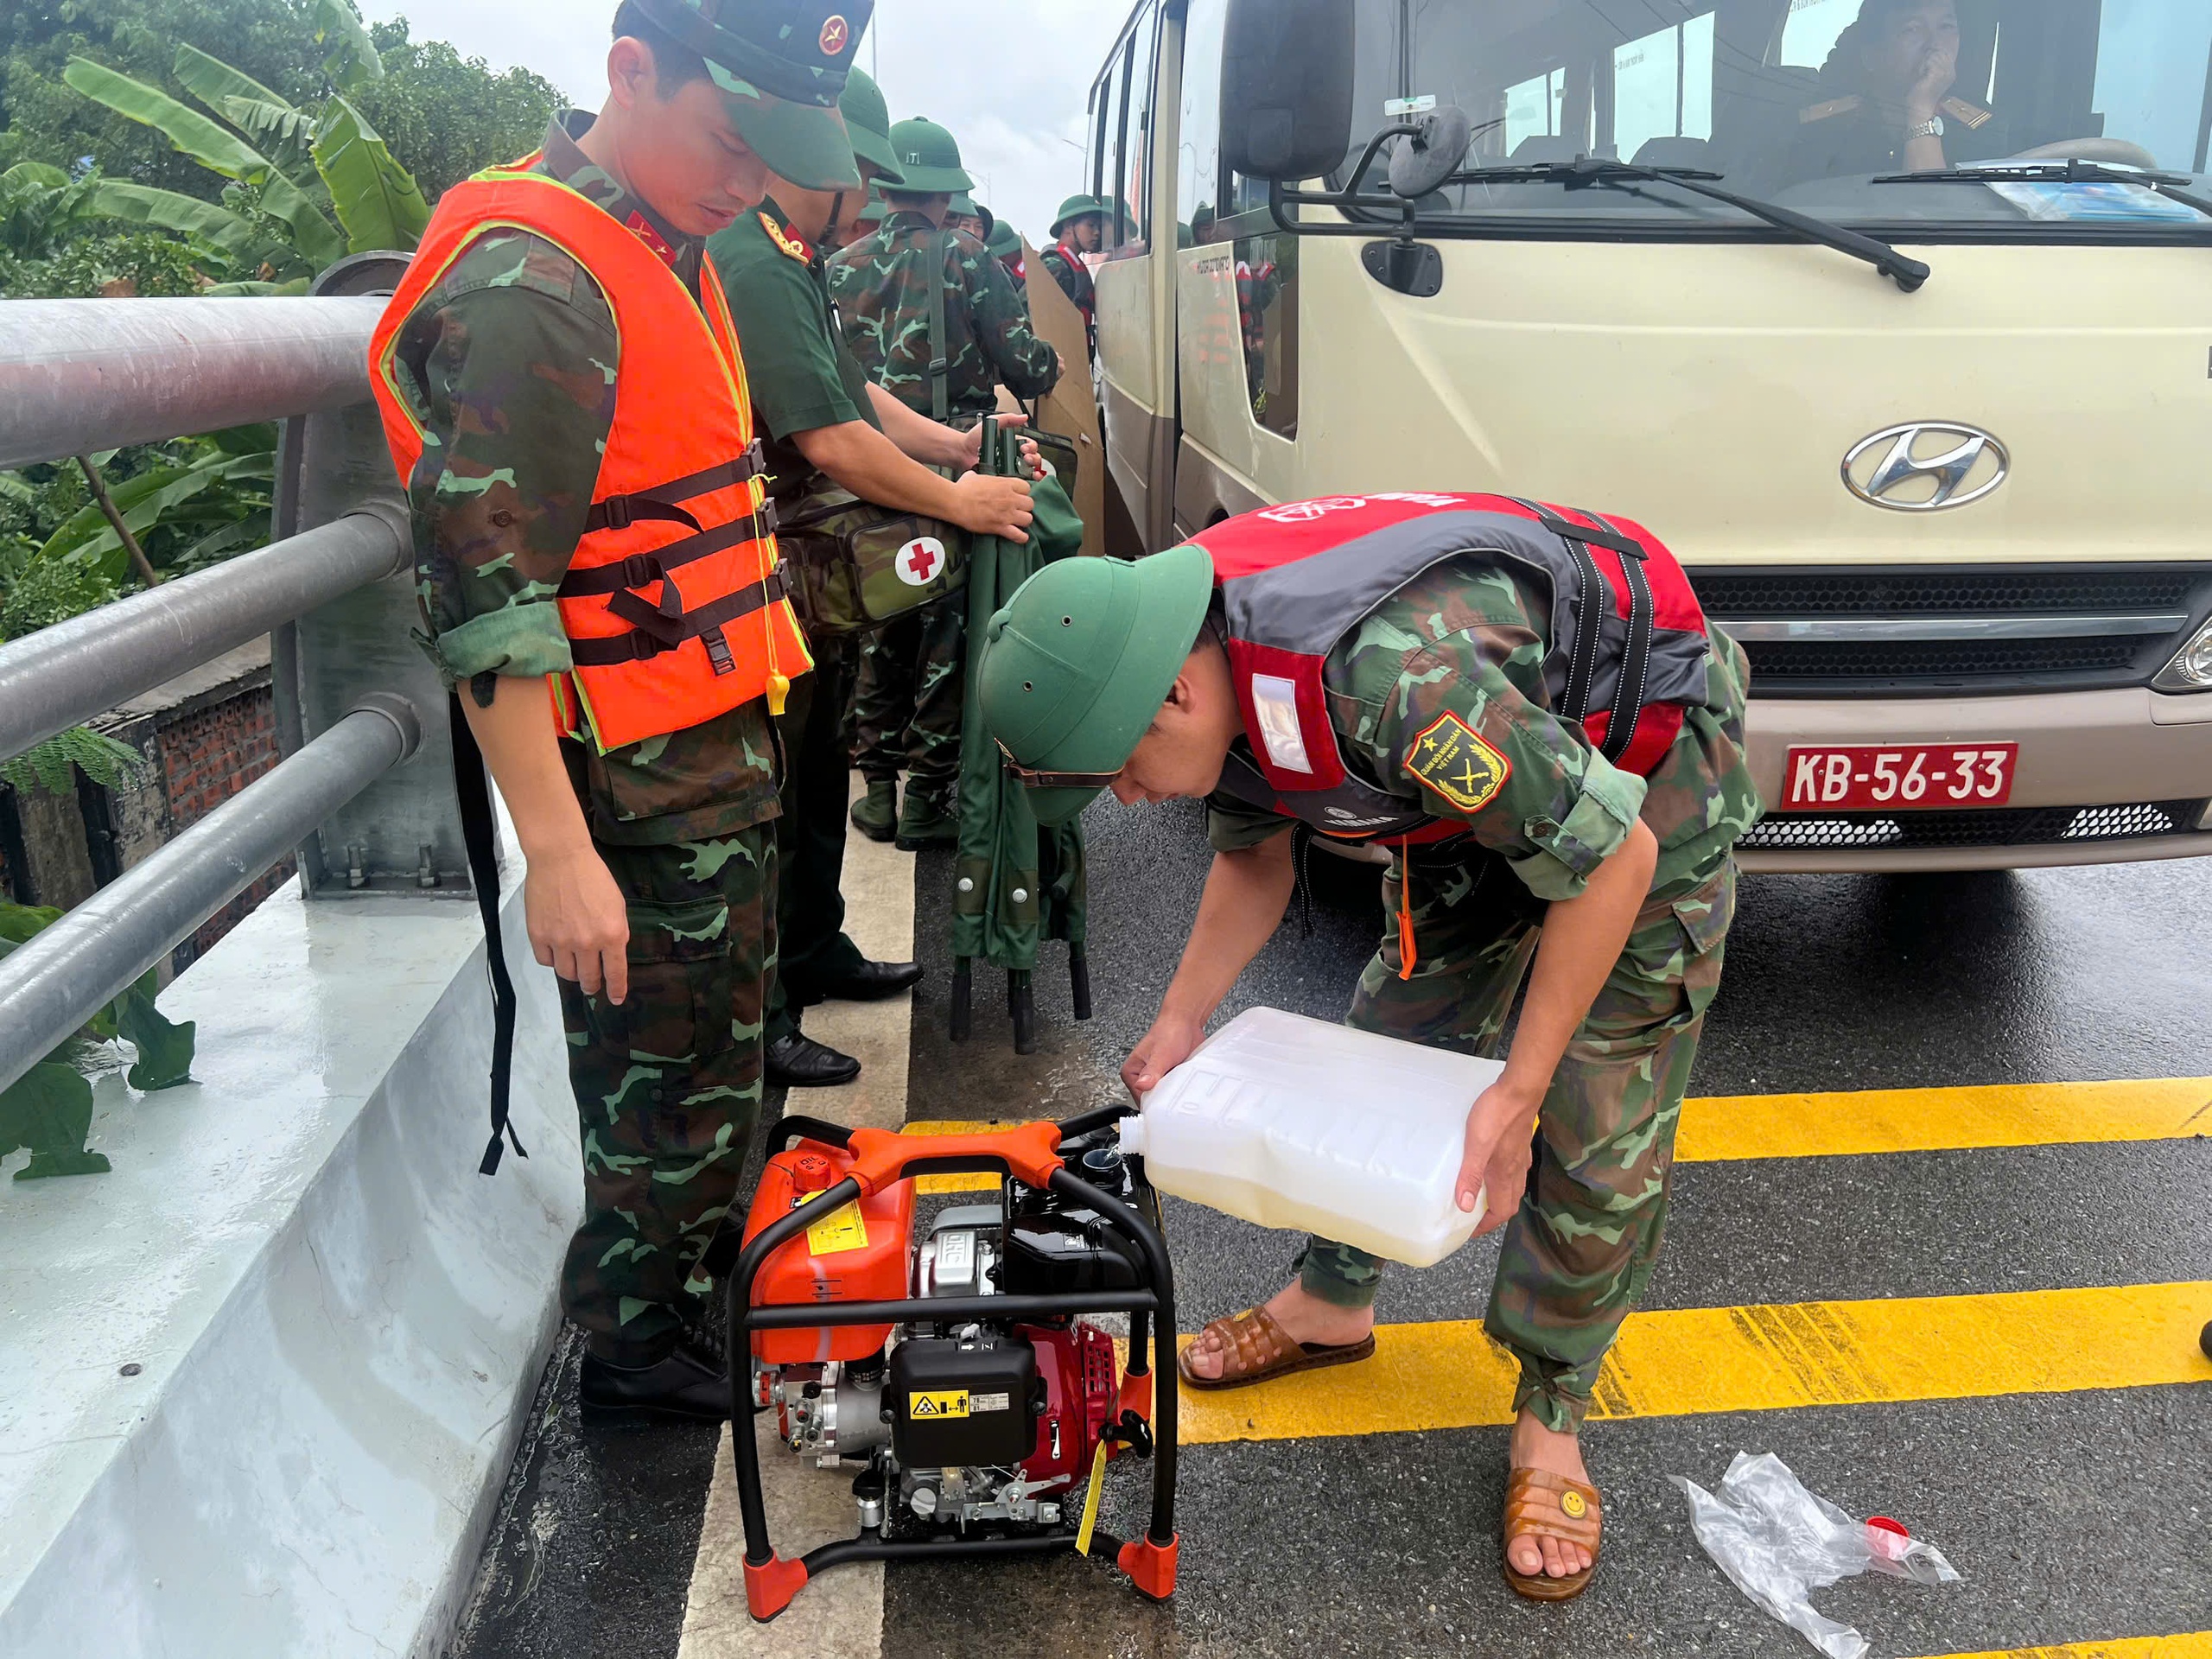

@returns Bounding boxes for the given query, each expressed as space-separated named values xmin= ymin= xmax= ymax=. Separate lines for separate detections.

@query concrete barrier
xmin=0 ymin=874 xmax=578 ymax=1657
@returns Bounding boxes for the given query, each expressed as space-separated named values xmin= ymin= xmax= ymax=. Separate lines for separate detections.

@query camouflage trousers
xmin=556 ymin=823 xmax=776 ymax=1361
xmin=850 ymin=594 xmax=965 ymax=810
xmin=1299 ymin=850 xmax=1734 ymax=1433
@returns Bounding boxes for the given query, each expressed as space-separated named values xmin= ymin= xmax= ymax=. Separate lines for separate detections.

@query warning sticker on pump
xmin=798 ymin=1194 xmax=869 ymax=1255
xmin=909 ymin=1390 xmax=970 ymax=1419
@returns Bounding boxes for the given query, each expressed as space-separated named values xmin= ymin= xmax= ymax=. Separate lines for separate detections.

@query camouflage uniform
xmin=385 ymin=112 xmax=776 ymax=1363
xmin=830 ymin=212 xmax=1059 ymax=818
xmin=1206 ymin=559 xmax=1762 ymax=1433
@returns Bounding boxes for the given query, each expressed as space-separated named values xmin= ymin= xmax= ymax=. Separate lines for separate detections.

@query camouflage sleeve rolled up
xmin=951 ymin=230 xmax=1058 ymax=400
xmin=384 ymin=227 xmax=617 ymax=690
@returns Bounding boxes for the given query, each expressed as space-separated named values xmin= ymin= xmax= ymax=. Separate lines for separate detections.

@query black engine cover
xmin=888 ymin=1335 xmax=1036 ymax=1467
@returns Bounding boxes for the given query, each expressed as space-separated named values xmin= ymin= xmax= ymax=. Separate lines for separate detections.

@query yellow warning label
xmin=798 ymin=1193 xmax=869 ymax=1255
xmin=908 ymin=1389 xmax=969 ymax=1420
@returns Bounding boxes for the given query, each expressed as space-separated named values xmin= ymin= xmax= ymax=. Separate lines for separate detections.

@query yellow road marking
xmin=1175 ymin=1281 xmax=2212 ymax=1445
xmin=1909 ymin=1636 xmax=2212 ymax=1659
xmin=904 ymin=1074 xmax=2212 ymax=1192
xmin=1679 ymin=1076 xmax=2212 ymax=1161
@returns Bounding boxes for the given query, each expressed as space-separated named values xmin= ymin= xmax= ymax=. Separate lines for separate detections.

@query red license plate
xmin=1783 ymin=743 xmax=2018 ymax=810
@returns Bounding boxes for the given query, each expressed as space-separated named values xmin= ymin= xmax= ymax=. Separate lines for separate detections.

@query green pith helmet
xmin=632 ymin=0 xmax=866 ymax=192
xmin=976 ymin=545 xmax=1215 ymax=824
xmin=836 ymin=66 xmax=905 ymax=185
xmin=885 ymin=116 xmax=976 ymax=194
xmin=948 ymin=190 xmax=977 ymax=217
xmin=1048 ymin=192 xmax=1108 ymax=238
xmin=985 ymin=217 xmax=1021 ymax=259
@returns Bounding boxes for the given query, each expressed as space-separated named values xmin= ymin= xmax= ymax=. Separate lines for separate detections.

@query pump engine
xmin=742 ymin=1129 xmax=1154 ymax=1537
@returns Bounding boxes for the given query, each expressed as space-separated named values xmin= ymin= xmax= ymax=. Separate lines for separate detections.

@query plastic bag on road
xmin=1674 ymin=1452 xmax=1962 ymax=1659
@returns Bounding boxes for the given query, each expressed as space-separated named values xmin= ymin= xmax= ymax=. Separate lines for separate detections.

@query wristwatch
xmin=1902 ymin=114 xmax=1947 ymax=142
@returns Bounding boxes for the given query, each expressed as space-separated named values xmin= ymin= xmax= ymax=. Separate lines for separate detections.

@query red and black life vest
xmin=1193 ymin=492 xmax=1713 ymax=847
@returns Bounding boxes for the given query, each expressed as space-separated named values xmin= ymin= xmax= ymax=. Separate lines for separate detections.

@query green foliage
xmin=0 ymin=911 xmax=198 ymax=1179
xmin=0 ymin=725 xmax=148 ymax=796
xmin=355 ymin=19 xmax=561 ymax=199
xmin=308 ymin=94 xmax=425 ymax=251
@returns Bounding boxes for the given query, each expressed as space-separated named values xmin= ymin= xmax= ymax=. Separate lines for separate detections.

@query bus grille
xmin=1739 ymin=799 xmax=2208 ymax=854
xmin=1688 ymin=565 xmax=2212 ymax=695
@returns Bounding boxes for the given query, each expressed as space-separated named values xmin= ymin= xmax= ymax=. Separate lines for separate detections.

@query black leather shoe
xmin=804 ymin=958 xmax=924 ymax=1003
xmin=765 ymin=1030 xmax=861 ymax=1087
xmin=579 ymin=1336 xmax=731 ymax=1422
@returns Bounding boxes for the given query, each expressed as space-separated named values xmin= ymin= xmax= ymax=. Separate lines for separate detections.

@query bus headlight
xmin=2153 ymin=616 xmax=2212 ymax=691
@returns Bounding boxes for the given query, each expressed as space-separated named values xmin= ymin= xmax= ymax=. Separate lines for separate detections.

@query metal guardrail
xmin=0 ymin=700 xmax=421 ymax=1091
xmin=0 ymin=266 xmax=459 ymax=1099
xmin=0 ymin=296 xmax=388 ymax=471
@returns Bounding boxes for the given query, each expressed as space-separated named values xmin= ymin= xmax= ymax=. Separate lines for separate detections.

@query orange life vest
xmin=368 ymin=160 xmax=810 ymax=753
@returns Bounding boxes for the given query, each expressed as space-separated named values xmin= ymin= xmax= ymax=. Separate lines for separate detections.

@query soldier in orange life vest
xmin=367 ymin=0 xmax=868 ymax=1423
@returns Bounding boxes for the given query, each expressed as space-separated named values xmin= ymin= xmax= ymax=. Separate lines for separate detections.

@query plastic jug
xmin=1116 ymin=1007 xmax=1503 ymax=1268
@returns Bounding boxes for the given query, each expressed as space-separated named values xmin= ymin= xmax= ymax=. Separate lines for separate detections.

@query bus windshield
xmin=1340 ymin=0 xmax=2212 ymax=233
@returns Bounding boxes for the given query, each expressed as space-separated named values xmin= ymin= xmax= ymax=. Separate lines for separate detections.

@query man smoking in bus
xmin=1771 ymin=0 xmax=2006 ymax=191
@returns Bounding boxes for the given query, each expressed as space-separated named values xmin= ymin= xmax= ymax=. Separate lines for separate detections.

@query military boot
xmin=849 ymin=777 xmax=898 ymax=842
xmin=894 ymin=785 xmax=958 ymax=851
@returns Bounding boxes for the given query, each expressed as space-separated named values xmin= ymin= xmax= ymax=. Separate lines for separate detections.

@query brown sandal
xmin=1502 ymin=1467 xmax=1603 ymax=1602
xmin=1173 ymin=1306 xmax=1376 ymax=1392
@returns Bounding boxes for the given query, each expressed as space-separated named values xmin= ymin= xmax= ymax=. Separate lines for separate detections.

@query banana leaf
xmin=63 ymin=57 xmax=273 ymax=182
xmin=171 ymin=44 xmax=293 ymax=118
xmin=311 ymin=98 xmax=427 ymax=253
xmin=83 ymin=178 xmax=260 ymax=259
xmin=312 ymin=0 xmax=385 ymax=92
xmin=36 ymin=454 xmax=253 ymax=577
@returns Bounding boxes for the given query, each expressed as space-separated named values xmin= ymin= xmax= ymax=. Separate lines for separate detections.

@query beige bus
xmin=1081 ymin=0 xmax=2212 ymax=871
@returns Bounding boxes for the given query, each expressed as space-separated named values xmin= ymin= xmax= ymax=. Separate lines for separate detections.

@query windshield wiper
xmin=1444 ymin=158 xmax=1930 ymax=291
xmin=1872 ymin=157 xmax=2212 ymax=219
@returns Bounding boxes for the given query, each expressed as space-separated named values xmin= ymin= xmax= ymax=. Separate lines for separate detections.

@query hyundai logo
xmin=1841 ymin=422 xmax=2009 ymax=512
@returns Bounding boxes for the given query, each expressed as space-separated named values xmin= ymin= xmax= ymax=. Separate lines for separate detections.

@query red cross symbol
xmin=818 ymin=14 xmax=849 ymax=54
xmin=903 ymin=540 xmax=940 ymax=582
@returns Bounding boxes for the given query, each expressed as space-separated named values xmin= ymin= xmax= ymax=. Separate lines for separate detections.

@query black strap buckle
xmin=620 ymin=551 xmax=662 ymax=588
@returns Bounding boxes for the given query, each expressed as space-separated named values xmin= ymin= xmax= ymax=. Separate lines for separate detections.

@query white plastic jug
xmin=1116 ymin=1007 xmax=1503 ymax=1268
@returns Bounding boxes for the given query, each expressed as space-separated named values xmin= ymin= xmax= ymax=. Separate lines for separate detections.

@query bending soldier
xmin=977 ymin=493 xmax=1761 ymax=1597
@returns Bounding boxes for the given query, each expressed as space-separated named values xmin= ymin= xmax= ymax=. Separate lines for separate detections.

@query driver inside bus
xmin=1768 ymin=0 xmax=2008 ymax=192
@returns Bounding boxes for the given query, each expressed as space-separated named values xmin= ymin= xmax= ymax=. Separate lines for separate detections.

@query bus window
xmin=1612 ymin=13 xmax=1714 ymax=162
xmin=1180 ymin=0 xmax=1229 ymax=244
xmin=1231 ymin=232 xmax=1298 ymax=437
xmin=1108 ymin=3 xmax=1161 ymax=252
xmin=1089 ymin=43 xmax=1122 ymax=206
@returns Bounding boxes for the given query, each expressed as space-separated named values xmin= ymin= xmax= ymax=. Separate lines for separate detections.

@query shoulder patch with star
xmin=1405 ymin=711 xmax=1511 ymax=814
xmin=760 ymin=212 xmax=812 ymax=264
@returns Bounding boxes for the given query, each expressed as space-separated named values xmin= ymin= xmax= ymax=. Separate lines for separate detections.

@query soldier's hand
xmin=1122 ymin=1012 xmax=1205 ymax=1100
xmin=1457 ymin=1078 xmax=1541 ymax=1233
xmin=949 ymin=470 xmax=1034 ymax=542
xmin=525 ymin=843 xmax=632 ymax=1004
xmin=953 ymin=412 xmax=1031 ymax=472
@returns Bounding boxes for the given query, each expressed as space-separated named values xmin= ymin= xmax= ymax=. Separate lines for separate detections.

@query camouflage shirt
xmin=1039 ymin=244 xmax=1094 ymax=317
xmin=827 ymin=210 xmax=1059 ymax=418
xmin=1207 ymin=559 xmax=1762 ymax=905
xmin=382 ymin=111 xmax=779 ymax=846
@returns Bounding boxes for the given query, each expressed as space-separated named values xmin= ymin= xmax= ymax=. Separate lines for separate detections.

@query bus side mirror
xmin=1219 ymin=0 xmax=1356 ymax=182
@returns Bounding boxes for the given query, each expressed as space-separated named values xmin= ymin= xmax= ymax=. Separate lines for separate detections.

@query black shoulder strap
xmin=927 ymin=227 xmax=950 ymax=423
xmin=1504 ymin=494 xmax=1605 ymax=726
xmin=450 ymin=695 xmax=525 ymax=1176
xmin=1592 ymin=512 xmax=1654 ymax=764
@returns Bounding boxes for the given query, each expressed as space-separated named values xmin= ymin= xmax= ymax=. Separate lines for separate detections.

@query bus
xmin=1081 ymin=0 xmax=2212 ymax=872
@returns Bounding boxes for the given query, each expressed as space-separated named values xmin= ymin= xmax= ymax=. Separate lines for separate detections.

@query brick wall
xmin=153 ymin=681 xmax=294 ymax=969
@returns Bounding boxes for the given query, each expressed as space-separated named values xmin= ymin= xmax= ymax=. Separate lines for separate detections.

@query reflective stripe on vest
xmin=1192 ymin=492 xmax=1713 ymax=845
xmin=366 ymin=163 xmax=812 ymax=753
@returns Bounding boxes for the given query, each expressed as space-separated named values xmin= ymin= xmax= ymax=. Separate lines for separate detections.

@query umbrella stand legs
xmin=1008 ymin=969 xmax=1036 ymax=1055
xmin=1069 ymin=945 xmax=1093 ymax=1021
xmin=950 ymin=957 xmax=973 ymax=1042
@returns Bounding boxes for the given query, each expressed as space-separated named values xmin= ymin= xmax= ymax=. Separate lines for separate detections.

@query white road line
xmin=677 ymin=773 xmax=906 ymax=1659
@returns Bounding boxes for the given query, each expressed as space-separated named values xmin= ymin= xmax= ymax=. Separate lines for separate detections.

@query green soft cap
xmin=836 ymin=65 xmax=904 ymax=184
xmin=885 ymin=116 xmax=975 ymax=194
xmin=976 ymin=543 xmax=1216 ymax=825
xmin=1048 ymin=192 xmax=1107 ymax=237
xmin=631 ymin=0 xmax=866 ymax=191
